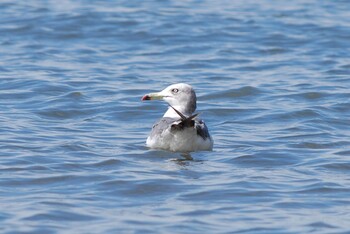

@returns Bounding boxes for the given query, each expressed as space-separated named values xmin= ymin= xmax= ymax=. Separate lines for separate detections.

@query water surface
xmin=1 ymin=0 xmax=350 ymax=233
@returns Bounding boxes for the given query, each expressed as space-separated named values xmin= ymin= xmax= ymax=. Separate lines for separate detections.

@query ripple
xmin=202 ymin=86 xmax=263 ymax=100
xmin=296 ymin=182 xmax=349 ymax=195
xmin=290 ymin=141 xmax=350 ymax=150
xmin=36 ymin=109 xmax=91 ymax=120
xmin=232 ymin=151 xmax=300 ymax=167
xmin=23 ymin=210 xmax=97 ymax=222
xmin=317 ymin=162 xmax=350 ymax=172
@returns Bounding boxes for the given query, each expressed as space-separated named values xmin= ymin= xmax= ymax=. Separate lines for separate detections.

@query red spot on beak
xmin=141 ymin=95 xmax=151 ymax=101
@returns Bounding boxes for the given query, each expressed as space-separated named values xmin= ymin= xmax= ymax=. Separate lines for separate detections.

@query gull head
xmin=142 ymin=83 xmax=197 ymax=115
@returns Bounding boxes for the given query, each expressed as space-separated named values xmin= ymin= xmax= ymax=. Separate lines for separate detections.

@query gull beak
xmin=141 ymin=92 xmax=164 ymax=101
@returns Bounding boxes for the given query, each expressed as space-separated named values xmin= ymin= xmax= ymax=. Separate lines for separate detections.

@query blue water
xmin=1 ymin=0 xmax=350 ymax=233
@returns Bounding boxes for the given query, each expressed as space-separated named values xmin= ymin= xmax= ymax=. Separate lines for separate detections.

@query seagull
xmin=141 ymin=83 xmax=213 ymax=152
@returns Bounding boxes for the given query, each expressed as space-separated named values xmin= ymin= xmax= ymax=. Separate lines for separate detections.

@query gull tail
xmin=169 ymin=105 xmax=199 ymax=130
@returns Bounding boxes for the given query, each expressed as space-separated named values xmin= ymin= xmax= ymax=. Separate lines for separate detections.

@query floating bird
xmin=141 ymin=83 xmax=213 ymax=152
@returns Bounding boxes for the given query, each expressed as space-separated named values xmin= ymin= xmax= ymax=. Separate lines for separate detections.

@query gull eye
xmin=171 ymin=88 xmax=179 ymax=93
